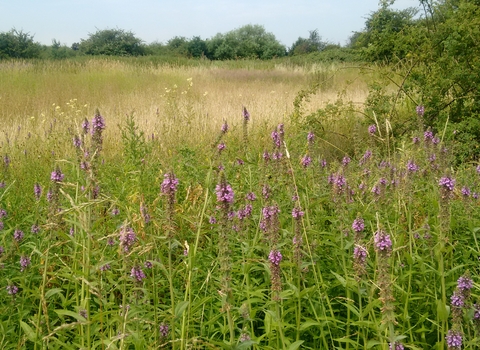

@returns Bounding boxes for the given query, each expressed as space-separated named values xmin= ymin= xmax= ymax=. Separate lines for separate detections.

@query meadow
xmin=0 ymin=58 xmax=479 ymax=349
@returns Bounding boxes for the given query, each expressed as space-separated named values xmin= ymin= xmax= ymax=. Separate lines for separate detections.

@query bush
xmin=79 ymin=28 xmax=146 ymax=56
xmin=0 ymin=29 xmax=41 ymax=59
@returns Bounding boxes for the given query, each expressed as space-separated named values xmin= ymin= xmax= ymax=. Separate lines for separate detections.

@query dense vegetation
xmin=0 ymin=0 xmax=479 ymax=349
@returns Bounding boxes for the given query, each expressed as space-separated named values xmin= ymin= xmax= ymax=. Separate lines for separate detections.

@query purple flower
xmin=424 ymin=130 xmax=434 ymax=142
xmin=13 ymin=229 xmax=24 ymax=242
xmin=450 ymin=291 xmax=464 ymax=308
xmin=215 ymin=182 xmax=234 ymax=204
xmin=412 ymin=136 xmax=420 ymax=144
xmin=374 ymin=230 xmax=392 ymax=252
xmin=416 ymin=105 xmax=425 ymax=117
xmin=268 ymin=250 xmax=282 ymax=266
xmin=100 ymin=263 xmax=111 ymax=271
xmin=320 ymin=159 xmax=327 ymax=168
xmin=301 ymin=155 xmax=312 ymax=168
xmin=439 ymin=177 xmax=455 ymax=191
xmin=91 ymin=113 xmax=106 ymax=134
xmin=209 ymin=216 xmax=217 ymax=224
xmin=79 ymin=309 xmax=88 ymax=319
xmin=352 ymin=218 xmax=365 ymax=232
xmin=144 ymin=261 xmax=153 ymax=269
xmin=51 ymin=168 xmax=65 ymax=182
xmin=354 ymin=245 xmax=367 ymax=264
xmin=31 ymin=224 xmax=40 ymax=234
xmin=263 ymin=151 xmax=271 ymax=162
xmin=271 ymin=130 xmax=281 ymax=148
xmin=368 ymin=124 xmax=377 ymax=135
xmin=445 ymin=330 xmax=462 ymax=349
xmin=0 ymin=209 xmax=7 ymax=218
xmin=457 ymin=275 xmax=473 ymax=291
xmin=217 ymin=142 xmax=226 ymax=152
xmin=307 ymin=131 xmax=315 ymax=143
xmin=6 ymin=285 xmax=19 ymax=295
xmin=242 ymin=106 xmax=250 ymax=122
xmin=82 ymin=118 xmax=90 ymax=134
xmin=34 ymin=183 xmax=42 ymax=200
xmin=159 ymin=323 xmax=169 ymax=338
xmin=221 ymin=121 xmax=229 ymax=133
xmin=119 ymin=226 xmax=136 ymax=252
xmin=360 ymin=150 xmax=372 ymax=165
xmin=161 ymin=172 xmax=179 ymax=195
xmin=130 ymin=266 xmax=146 ymax=282
xmin=47 ymin=190 xmax=53 ymax=202
xmin=292 ymin=207 xmax=304 ymax=219
xmin=111 ymin=208 xmax=120 ymax=216
xmin=389 ymin=342 xmax=405 ymax=350
xmin=407 ymin=160 xmax=419 ymax=172
xmin=461 ymin=186 xmax=471 ymax=197
xmin=342 ymin=156 xmax=351 ymax=166
xmin=20 ymin=256 xmax=31 ymax=272
xmin=246 ymin=192 xmax=256 ymax=201
xmin=73 ymin=136 xmax=82 ymax=148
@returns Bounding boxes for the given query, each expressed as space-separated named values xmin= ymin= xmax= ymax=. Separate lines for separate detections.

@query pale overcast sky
xmin=0 ymin=0 xmax=419 ymax=48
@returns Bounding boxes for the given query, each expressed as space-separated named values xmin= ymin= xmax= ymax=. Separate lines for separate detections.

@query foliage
xmin=288 ymin=29 xmax=329 ymax=56
xmin=79 ymin=28 xmax=146 ymax=56
xmin=206 ymin=24 xmax=286 ymax=60
xmin=0 ymin=29 xmax=41 ymax=59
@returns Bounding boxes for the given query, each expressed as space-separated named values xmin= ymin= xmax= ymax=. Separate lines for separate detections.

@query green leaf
xmin=54 ymin=309 xmax=87 ymax=322
xmin=299 ymin=319 xmax=321 ymax=331
xmin=20 ymin=321 xmax=38 ymax=342
xmin=45 ymin=288 xmax=63 ymax=299
xmin=288 ymin=340 xmax=304 ymax=350
xmin=366 ymin=339 xmax=382 ymax=348
xmin=174 ymin=301 xmax=189 ymax=319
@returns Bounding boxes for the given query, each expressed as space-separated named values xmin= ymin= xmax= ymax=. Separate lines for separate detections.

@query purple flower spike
xmin=292 ymin=207 xmax=304 ymax=219
xmin=301 ymin=155 xmax=312 ymax=168
xmin=307 ymin=131 xmax=315 ymax=143
xmin=416 ymin=105 xmax=425 ymax=117
xmin=439 ymin=176 xmax=455 ymax=191
xmin=352 ymin=218 xmax=365 ymax=232
xmin=6 ymin=285 xmax=19 ymax=295
xmin=34 ymin=183 xmax=42 ymax=200
xmin=221 ymin=121 xmax=229 ymax=133
xmin=159 ymin=323 xmax=169 ymax=338
xmin=268 ymin=250 xmax=282 ymax=266
xmin=20 ymin=256 xmax=31 ymax=271
xmin=242 ymin=107 xmax=250 ymax=122
xmin=91 ymin=113 xmax=106 ymax=134
xmin=457 ymin=275 xmax=473 ymax=291
xmin=14 ymin=229 xmax=24 ymax=242
xmin=130 ymin=266 xmax=146 ymax=282
xmin=445 ymin=330 xmax=462 ymax=349
xmin=161 ymin=172 xmax=179 ymax=195
xmin=216 ymin=182 xmax=234 ymax=204
xmin=368 ymin=124 xmax=377 ymax=135
xmin=374 ymin=230 xmax=392 ymax=253
xmin=51 ymin=168 xmax=65 ymax=182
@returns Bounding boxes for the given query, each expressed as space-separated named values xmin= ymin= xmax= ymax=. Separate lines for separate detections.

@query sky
xmin=0 ymin=0 xmax=419 ymax=48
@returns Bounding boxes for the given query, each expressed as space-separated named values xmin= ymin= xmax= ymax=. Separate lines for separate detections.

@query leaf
xmin=20 ymin=321 xmax=38 ymax=342
xmin=366 ymin=339 xmax=382 ymax=348
xmin=299 ymin=319 xmax=321 ymax=331
xmin=288 ymin=340 xmax=304 ymax=350
xmin=45 ymin=288 xmax=63 ymax=299
xmin=54 ymin=309 xmax=87 ymax=322
xmin=331 ymin=271 xmax=346 ymax=287
xmin=174 ymin=301 xmax=189 ymax=319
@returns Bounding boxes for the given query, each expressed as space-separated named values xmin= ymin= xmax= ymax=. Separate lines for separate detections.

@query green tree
xmin=289 ymin=29 xmax=328 ymax=55
xmin=0 ymin=29 xmax=41 ymax=59
xmin=187 ymin=36 xmax=208 ymax=58
xmin=207 ymin=24 xmax=285 ymax=60
xmin=79 ymin=28 xmax=145 ymax=56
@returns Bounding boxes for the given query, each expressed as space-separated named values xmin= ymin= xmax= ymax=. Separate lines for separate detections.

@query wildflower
xmin=445 ymin=330 xmax=462 ymax=349
xmin=130 ymin=266 xmax=146 ymax=282
xmin=159 ymin=323 xmax=169 ymax=338
xmin=242 ymin=106 xmax=250 ymax=122
xmin=50 ymin=168 xmax=65 ymax=182
xmin=342 ymin=156 xmax=351 ymax=166
xmin=268 ymin=250 xmax=282 ymax=266
xmin=6 ymin=285 xmax=19 ymax=295
xmin=34 ymin=183 xmax=42 ymax=200
xmin=416 ymin=105 xmax=425 ymax=117
xmin=91 ymin=112 xmax=106 ymax=134
xmin=439 ymin=176 xmax=455 ymax=192
xmin=450 ymin=291 xmax=465 ymax=308
xmin=389 ymin=342 xmax=405 ymax=350
xmin=239 ymin=333 xmax=251 ymax=342
xmin=79 ymin=309 xmax=88 ymax=319
xmin=456 ymin=276 xmax=472 ymax=291
xmin=216 ymin=182 xmax=234 ymax=204
xmin=301 ymin=155 xmax=312 ymax=168
xmin=161 ymin=172 xmax=179 ymax=195
xmin=461 ymin=186 xmax=471 ymax=197
xmin=119 ymin=226 xmax=136 ymax=252
xmin=20 ymin=256 xmax=31 ymax=272
xmin=271 ymin=130 xmax=281 ymax=148
xmin=31 ymin=224 xmax=40 ymax=234
xmin=221 ymin=121 xmax=229 ymax=133
xmin=292 ymin=207 xmax=304 ymax=219
xmin=13 ymin=229 xmax=24 ymax=242
xmin=354 ymin=245 xmax=368 ymax=264
xmin=263 ymin=151 xmax=271 ymax=162
xmin=46 ymin=190 xmax=53 ymax=202
xmin=217 ymin=142 xmax=226 ymax=153
xmin=0 ymin=209 xmax=7 ymax=218
xmin=412 ymin=136 xmax=420 ymax=144
xmin=209 ymin=216 xmax=217 ymax=224
xmin=100 ymin=263 xmax=111 ymax=271
xmin=246 ymin=192 xmax=256 ymax=201
xmin=368 ymin=124 xmax=377 ymax=135
xmin=360 ymin=150 xmax=372 ymax=165
xmin=352 ymin=218 xmax=365 ymax=232
xmin=144 ymin=261 xmax=153 ymax=269
xmin=81 ymin=118 xmax=90 ymax=134
xmin=73 ymin=136 xmax=82 ymax=148
xmin=111 ymin=208 xmax=120 ymax=216
xmin=320 ymin=159 xmax=327 ymax=168
xmin=407 ymin=160 xmax=419 ymax=172
xmin=307 ymin=131 xmax=315 ymax=143
xmin=424 ymin=130 xmax=434 ymax=142
xmin=374 ymin=230 xmax=392 ymax=253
